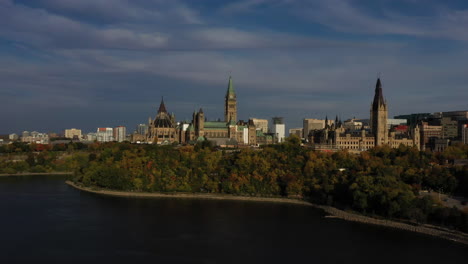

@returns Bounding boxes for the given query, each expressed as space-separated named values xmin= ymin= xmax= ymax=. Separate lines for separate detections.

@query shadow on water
xmin=0 ymin=175 xmax=466 ymax=263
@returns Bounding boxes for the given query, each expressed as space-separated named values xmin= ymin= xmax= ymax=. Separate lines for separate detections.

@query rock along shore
xmin=66 ymin=181 xmax=468 ymax=246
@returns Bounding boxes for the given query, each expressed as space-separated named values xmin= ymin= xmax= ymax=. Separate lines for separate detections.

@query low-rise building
xmin=9 ymin=133 xmax=18 ymax=141
xmin=64 ymin=128 xmax=82 ymax=140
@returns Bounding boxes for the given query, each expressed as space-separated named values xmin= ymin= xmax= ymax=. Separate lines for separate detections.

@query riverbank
xmin=0 ymin=172 xmax=73 ymax=177
xmin=66 ymin=181 xmax=468 ymax=246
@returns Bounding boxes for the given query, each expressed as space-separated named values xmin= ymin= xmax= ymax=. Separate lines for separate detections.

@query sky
xmin=2 ymin=0 xmax=468 ymax=134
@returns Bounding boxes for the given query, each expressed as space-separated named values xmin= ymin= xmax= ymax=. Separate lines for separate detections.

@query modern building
xmin=113 ymin=126 xmax=126 ymax=142
xmin=9 ymin=133 xmax=18 ymax=141
xmin=387 ymin=119 xmax=407 ymax=128
xmin=309 ymin=78 xmax=420 ymax=152
xmin=303 ymin=119 xmax=328 ymax=139
xmin=272 ymin=117 xmax=285 ymax=143
xmin=64 ymin=128 xmax=82 ymax=140
xmin=441 ymin=117 xmax=458 ymax=139
xmin=96 ymin=128 xmax=114 ymax=142
xmin=136 ymin=124 xmax=148 ymax=135
xmin=394 ymin=113 xmax=431 ymax=128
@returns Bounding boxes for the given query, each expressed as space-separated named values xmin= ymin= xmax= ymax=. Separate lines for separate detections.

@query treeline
xmin=1 ymin=138 xmax=468 ymax=232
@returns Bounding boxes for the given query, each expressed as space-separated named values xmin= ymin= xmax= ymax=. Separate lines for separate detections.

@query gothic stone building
xmin=146 ymin=98 xmax=178 ymax=144
xmin=309 ymin=78 xmax=420 ymax=152
xmin=182 ymin=76 xmax=270 ymax=146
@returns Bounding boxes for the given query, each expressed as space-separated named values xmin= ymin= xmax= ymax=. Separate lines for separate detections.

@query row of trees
xmin=1 ymin=138 xmax=467 ymax=231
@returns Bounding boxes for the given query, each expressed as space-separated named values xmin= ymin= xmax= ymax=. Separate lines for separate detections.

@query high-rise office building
xmin=113 ymin=126 xmax=127 ymax=142
xmin=97 ymin=128 xmax=114 ymax=142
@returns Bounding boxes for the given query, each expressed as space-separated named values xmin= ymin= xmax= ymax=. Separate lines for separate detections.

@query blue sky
xmin=2 ymin=0 xmax=468 ymax=134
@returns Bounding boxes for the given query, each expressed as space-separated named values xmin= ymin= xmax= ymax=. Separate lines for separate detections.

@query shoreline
xmin=0 ymin=172 xmax=73 ymax=177
xmin=66 ymin=181 xmax=468 ymax=246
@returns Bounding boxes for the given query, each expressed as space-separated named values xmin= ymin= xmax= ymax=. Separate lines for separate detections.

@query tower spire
xmin=226 ymin=76 xmax=235 ymax=97
xmin=158 ymin=97 xmax=167 ymax=113
xmin=372 ymin=78 xmax=385 ymax=110
xmin=224 ymin=76 xmax=237 ymax=123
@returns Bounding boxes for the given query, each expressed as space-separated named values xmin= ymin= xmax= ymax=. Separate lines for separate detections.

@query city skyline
xmin=2 ymin=0 xmax=468 ymax=133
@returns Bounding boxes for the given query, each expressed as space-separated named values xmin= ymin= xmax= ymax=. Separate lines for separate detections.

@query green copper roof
xmin=204 ymin=121 xmax=227 ymax=128
xmin=237 ymin=126 xmax=246 ymax=131
xmin=226 ymin=76 xmax=235 ymax=96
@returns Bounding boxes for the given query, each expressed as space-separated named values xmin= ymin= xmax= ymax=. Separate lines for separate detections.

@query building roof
xmin=204 ymin=121 xmax=228 ymax=128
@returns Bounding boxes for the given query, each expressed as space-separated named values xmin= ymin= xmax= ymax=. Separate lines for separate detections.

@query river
xmin=0 ymin=175 xmax=466 ymax=263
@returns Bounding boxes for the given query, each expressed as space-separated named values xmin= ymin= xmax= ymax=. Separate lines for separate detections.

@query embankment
xmin=66 ymin=181 xmax=468 ymax=246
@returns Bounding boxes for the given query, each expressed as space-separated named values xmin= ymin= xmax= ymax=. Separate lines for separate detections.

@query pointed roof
xmin=325 ymin=115 xmax=329 ymax=129
xmin=158 ymin=97 xmax=167 ymax=113
xmin=335 ymin=115 xmax=339 ymax=125
xmin=226 ymin=76 xmax=236 ymax=97
xmin=372 ymin=78 xmax=386 ymax=110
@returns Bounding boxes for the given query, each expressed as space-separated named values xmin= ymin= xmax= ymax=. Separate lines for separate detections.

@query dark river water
xmin=0 ymin=175 xmax=466 ymax=264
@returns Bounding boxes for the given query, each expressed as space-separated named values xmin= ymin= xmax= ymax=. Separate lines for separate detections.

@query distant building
xmin=9 ymin=133 xmax=18 ymax=141
xmin=289 ymin=128 xmax=303 ymax=138
xmin=387 ymin=119 xmax=407 ymax=128
xmin=251 ymin=118 xmax=269 ymax=133
xmin=272 ymin=117 xmax=285 ymax=143
xmin=420 ymin=122 xmax=442 ymax=150
xmin=462 ymin=125 xmax=468 ymax=144
xmin=86 ymin=133 xmax=97 ymax=141
xmin=96 ymin=128 xmax=114 ymax=142
xmin=441 ymin=117 xmax=458 ymax=139
xmin=303 ymin=119 xmax=327 ymax=139
xmin=442 ymin=110 xmax=468 ymax=120
xmin=136 ymin=124 xmax=148 ymax=135
xmin=64 ymin=128 xmax=82 ymax=140
xmin=394 ymin=113 xmax=431 ymax=128
xmin=434 ymin=138 xmax=450 ymax=152
xmin=21 ymin=131 xmax=49 ymax=144
xmin=113 ymin=126 xmax=126 ymax=142
xmin=22 ymin=131 xmax=30 ymax=138
xmin=343 ymin=119 xmax=363 ymax=130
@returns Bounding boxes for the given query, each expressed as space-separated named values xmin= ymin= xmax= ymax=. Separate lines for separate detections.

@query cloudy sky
xmin=2 ymin=0 xmax=468 ymax=134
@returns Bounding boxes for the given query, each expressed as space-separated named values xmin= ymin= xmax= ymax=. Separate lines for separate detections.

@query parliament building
xmin=309 ymin=78 xmax=420 ymax=152
xmin=137 ymin=77 xmax=273 ymax=146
